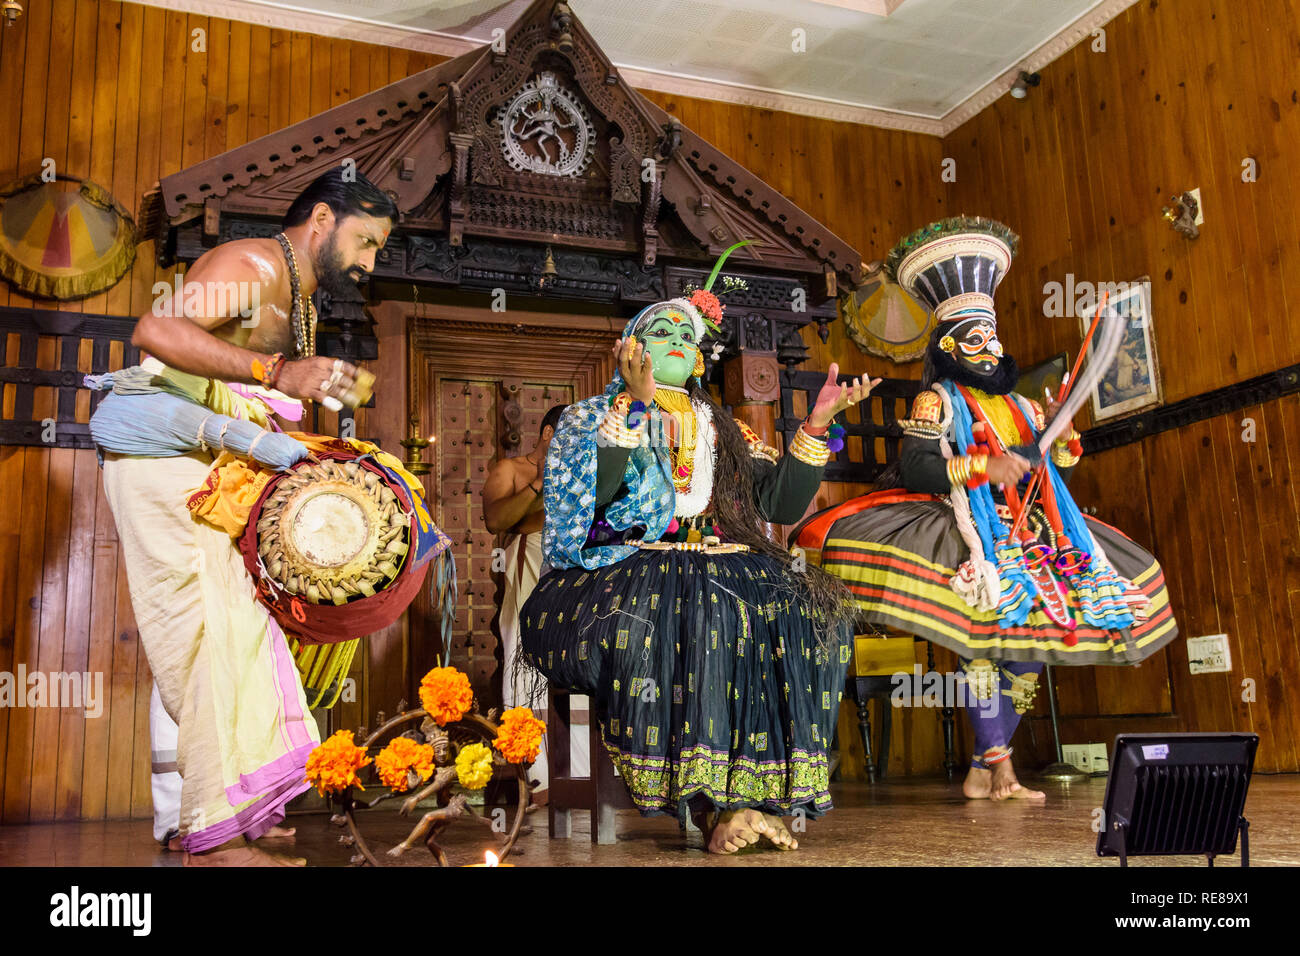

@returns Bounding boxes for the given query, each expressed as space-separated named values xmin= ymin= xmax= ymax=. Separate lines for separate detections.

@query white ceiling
xmin=144 ymin=0 xmax=1135 ymax=133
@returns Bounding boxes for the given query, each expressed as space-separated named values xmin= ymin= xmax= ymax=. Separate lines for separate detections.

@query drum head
xmin=255 ymin=457 xmax=412 ymax=607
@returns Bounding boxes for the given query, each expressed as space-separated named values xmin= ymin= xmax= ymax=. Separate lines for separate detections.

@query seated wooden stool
xmin=847 ymin=634 xmax=958 ymax=781
xmin=546 ymin=686 xmax=634 ymax=845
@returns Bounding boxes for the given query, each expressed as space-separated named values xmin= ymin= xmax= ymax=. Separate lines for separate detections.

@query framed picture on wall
xmin=1080 ymin=278 xmax=1163 ymax=423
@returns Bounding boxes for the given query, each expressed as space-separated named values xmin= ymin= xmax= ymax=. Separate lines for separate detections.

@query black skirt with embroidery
xmin=519 ymin=548 xmax=852 ymax=824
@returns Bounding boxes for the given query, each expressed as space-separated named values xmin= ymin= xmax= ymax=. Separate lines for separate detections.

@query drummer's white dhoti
xmin=102 ymin=451 xmax=319 ymax=852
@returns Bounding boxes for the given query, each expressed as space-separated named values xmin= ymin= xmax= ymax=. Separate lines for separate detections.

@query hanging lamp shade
xmin=0 ymin=173 xmax=136 ymax=300
xmin=839 ymin=261 xmax=935 ymax=363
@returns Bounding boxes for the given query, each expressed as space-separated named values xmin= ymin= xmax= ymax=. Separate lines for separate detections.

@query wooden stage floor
xmin=3 ymin=775 xmax=1296 ymax=867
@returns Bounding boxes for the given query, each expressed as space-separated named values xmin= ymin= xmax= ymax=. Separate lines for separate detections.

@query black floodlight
xmin=1096 ymin=733 xmax=1257 ymax=866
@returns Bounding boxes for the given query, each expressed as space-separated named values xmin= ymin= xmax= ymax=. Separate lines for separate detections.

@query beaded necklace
xmin=274 ymin=232 xmax=316 ymax=358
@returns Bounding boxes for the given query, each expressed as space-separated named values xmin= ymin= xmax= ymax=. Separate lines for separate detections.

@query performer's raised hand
xmin=1043 ymin=385 xmax=1073 ymax=436
xmin=808 ymin=362 xmax=880 ymax=428
xmin=614 ymin=337 xmax=656 ymax=405
xmin=987 ymin=451 xmax=1032 ymax=487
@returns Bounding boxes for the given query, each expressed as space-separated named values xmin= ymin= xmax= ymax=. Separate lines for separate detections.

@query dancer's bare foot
xmin=256 ymin=824 xmax=297 ymax=841
xmin=962 ymin=766 xmax=992 ymax=799
xmin=706 ymin=808 xmax=794 ymax=854
xmin=166 ymin=835 xmax=184 ymax=852
xmin=989 ymin=758 xmax=1045 ymax=801
xmin=758 ymin=813 xmax=799 ymax=851
xmin=708 ymin=809 xmax=763 ymax=854
xmin=184 ymin=839 xmax=306 ymax=866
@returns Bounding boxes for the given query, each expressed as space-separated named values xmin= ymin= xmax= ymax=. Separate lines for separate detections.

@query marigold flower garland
xmin=419 ymin=666 xmax=473 ymax=726
xmin=305 ymin=729 xmax=372 ymax=796
xmin=455 ymin=742 xmax=495 ymax=790
xmin=307 ymin=668 xmax=550 ymax=801
xmin=374 ymin=736 xmax=436 ymax=793
xmin=493 ymin=706 xmax=547 ymax=764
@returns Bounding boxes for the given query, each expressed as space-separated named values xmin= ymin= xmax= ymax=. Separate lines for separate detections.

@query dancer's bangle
xmin=789 ymin=425 xmax=831 ymax=466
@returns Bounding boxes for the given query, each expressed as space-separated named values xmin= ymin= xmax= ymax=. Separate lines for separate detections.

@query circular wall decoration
xmin=839 ymin=261 xmax=935 ymax=363
xmin=0 ymin=173 xmax=136 ymax=300
xmin=498 ymin=71 xmax=594 ymax=177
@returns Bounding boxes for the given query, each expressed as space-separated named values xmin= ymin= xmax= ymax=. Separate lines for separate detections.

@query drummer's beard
xmin=314 ymin=230 xmax=367 ymax=296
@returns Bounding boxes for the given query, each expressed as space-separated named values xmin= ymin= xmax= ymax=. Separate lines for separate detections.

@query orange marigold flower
xmin=419 ymin=666 xmax=474 ymax=726
xmin=304 ymin=729 xmax=372 ymax=797
xmin=374 ymin=735 xmax=436 ymax=793
xmin=493 ymin=706 xmax=547 ymax=764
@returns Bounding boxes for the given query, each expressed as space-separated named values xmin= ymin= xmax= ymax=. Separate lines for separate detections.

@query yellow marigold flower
xmin=455 ymin=742 xmax=495 ymax=791
xmin=304 ymin=729 xmax=372 ymax=796
xmin=493 ymin=706 xmax=546 ymax=764
xmin=418 ymin=666 xmax=474 ymax=726
xmin=374 ymin=735 xmax=436 ymax=793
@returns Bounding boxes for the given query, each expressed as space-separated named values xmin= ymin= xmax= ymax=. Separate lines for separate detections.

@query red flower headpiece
xmin=688 ymin=289 xmax=724 ymax=332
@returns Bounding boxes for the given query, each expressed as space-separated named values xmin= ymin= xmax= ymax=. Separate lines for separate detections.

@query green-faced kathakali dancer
xmin=519 ymin=250 xmax=876 ymax=854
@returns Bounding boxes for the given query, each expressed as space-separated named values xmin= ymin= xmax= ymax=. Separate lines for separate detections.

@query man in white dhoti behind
xmin=483 ymin=404 xmax=567 ymax=799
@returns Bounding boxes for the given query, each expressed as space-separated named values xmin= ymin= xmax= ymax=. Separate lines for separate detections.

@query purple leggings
xmin=961 ymin=659 xmax=1044 ymax=767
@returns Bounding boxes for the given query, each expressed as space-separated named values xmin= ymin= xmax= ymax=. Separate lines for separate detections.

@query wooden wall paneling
xmin=26 ymin=446 xmax=74 ymax=820
xmin=349 ymin=37 xmax=369 ymax=109
xmin=2 ymin=447 xmax=51 ymax=822
xmin=1225 ymin=404 xmax=1297 ymax=766
xmin=367 ymin=37 xmax=390 ymax=97
xmin=330 ymin=36 xmax=350 ymax=108
xmin=104 ymin=545 xmax=139 ymax=818
xmin=105 ymin=1 xmax=141 ymax=322
xmin=0 ymin=448 xmax=25 ymax=815
xmin=81 ymin=0 xmax=121 ymax=315
xmin=130 ymin=5 xmax=167 ymax=320
xmin=78 ymin=477 xmax=118 ymax=819
xmin=0 ymin=0 xmax=24 ymax=196
xmin=269 ymin=29 xmax=291 ymax=135
xmin=157 ymin=10 xmax=188 ymax=185
xmin=44 ymin=0 xmax=78 ymax=226
xmin=1255 ymin=397 xmax=1300 ymax=759
xmin=226 ymin=20 xmax=251 ymax=151
xmin=387 ymin=45 xmax=409 ymax=85
xmin=289 ymin=32 xmax=312 ymax=126
xmin=129 ymin=607 xmax=154 ymax=819
xmin=204 ymin=16 xmax=231 ymax=177
xmin=309 ymin=35 xmax=331 ymax=117
xmin=1197 ymin=413 xmax=1266 ymax=742
xmin=182 ymin=14 xmax=209 ymax=174
xmin=1175 ymin=421 xmax=1237 ymax=736
xmin=246 ymin=25 xmax=271 ymax=145
xmin=54 ymin=450 xmax=100 ymax=819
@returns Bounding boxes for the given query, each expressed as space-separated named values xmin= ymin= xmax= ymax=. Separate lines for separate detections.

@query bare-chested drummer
xmin=93 ymin=167 xmax=394 ymax=865
xmin=482 ymin=404 xmax=567 ymax=800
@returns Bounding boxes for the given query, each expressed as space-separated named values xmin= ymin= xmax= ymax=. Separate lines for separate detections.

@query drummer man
xmin=483 ymin=404 xmax=568 ymax=801
xmin=102 ymin=166 xmax=396 ymax=866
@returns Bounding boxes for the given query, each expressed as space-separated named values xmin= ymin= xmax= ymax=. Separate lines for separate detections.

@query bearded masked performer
xmin=519 ymin=250 xmax=869 ymax=853
xmin=793 ymin=218 xmax=1178 ymax=800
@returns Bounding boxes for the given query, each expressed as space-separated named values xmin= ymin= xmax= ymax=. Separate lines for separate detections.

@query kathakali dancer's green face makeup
xmin=636 ymin=307 xmax=699 ymax=388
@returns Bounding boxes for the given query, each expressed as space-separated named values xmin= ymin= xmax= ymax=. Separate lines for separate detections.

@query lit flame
xmin=484 ymin=850 xmax=499 ymax=867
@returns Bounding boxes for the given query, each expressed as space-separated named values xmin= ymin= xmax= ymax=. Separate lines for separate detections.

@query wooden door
xmin=407 ymin=305 xmax=619 ymax=705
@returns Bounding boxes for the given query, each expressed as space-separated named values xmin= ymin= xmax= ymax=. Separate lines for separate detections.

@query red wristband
xmin=802 ymin=419 xmax=829 ymax=437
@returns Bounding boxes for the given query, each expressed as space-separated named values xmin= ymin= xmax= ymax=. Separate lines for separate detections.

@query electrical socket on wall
xmin=1187 ymin=633 xmax=1232 ymax=674
xmin=1062 ymin=743 xmax=1109 ymax=774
